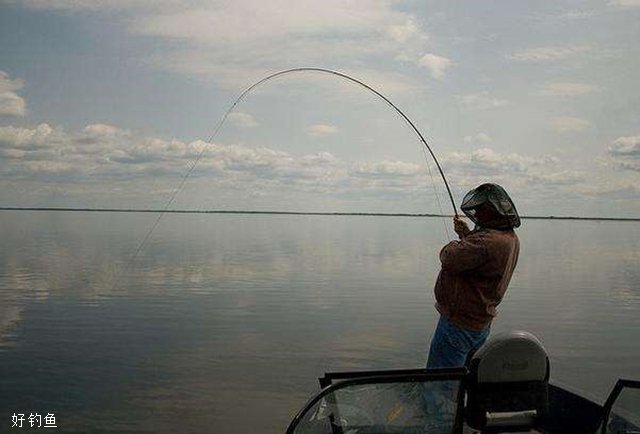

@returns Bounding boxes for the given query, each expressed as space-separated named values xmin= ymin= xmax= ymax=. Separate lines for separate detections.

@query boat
xmin=285 ymin=331 xmax=639 ymax=433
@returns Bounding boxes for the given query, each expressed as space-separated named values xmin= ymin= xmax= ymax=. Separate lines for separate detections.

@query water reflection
xmin=0 ymin=212 xmax=639 ymax=433
xmin=609 ymin=254 xmax=640 ymax=307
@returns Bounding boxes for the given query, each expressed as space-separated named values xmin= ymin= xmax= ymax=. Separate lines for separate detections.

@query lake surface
xmin=1 ymin=211 xmax=639 ymax=433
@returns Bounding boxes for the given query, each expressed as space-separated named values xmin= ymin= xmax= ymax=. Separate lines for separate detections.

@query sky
xmin=1 ymin=0 xmax=639 ymax=217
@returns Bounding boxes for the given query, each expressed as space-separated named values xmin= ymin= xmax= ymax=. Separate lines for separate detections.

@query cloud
xmin=511 ymin=45 xmax=592 ymax=62
xmin=441 ymin=147 xmax=584 ymax=192
xmin=155 ymin=53 xmax=423 ymax=96
xmin=608 ymin=136 xmax=640 ymax=156
xmin=0 ymin=71 xmax=25 ymax=92
xmin=13 ymin=0 xmax=179 ymax=12
xmin=574 ymin=181 xmax=640 ymax=199
xmin=551 ymin=117 xmax=590 ymax=133
xmin=0 ymin=123 xmax=55 ymax=149
xmin=611 ymin=161 xmax=640 ymax=172
xmin=83 ymin=123 xmax=128 ymax=137
xmin=227 ymin=112 xmax=259 ymax=129
xmin=353 ymin=160 xmax=422 ymax=178
xmin=463 ymin=133 xmax=492 ymax=144
xmin=418 ymin=53 xmax=452 ymax=79
xmin=1 ymin=121 xmax=604 ymax=211
xmin=608 ymin=0 xmax=640 ymax=7
xmin=525 ymin=170 xmax=585 ymax=186
xmin=0 ymin=123 xmax=198 ymax=180
xmin=444 ymin=148 xmax=531 ymax=176
xmin=16 ymin=0 xmax=432 ymax=92
xmin=0 ymin=71 xmax=26 ymax=117
xmin=0 ymin=93 xmax=26 ymax=117
xmin=132 ymin=0 xmax=434 ymax=67
xmin=606 ymin=135 xmax=640 ymax=171
xmin=559 ymin=10 xmax=598 ymax=19
xmin=385 ymin=17 xmax=424 ymax=44
xmin=0 ymin=122 xmax=345 ymax=189
xmin=79 ymin=123 xmax=130 ymax=145
xmin=459 ymin=91 xmax=508 ymax=110
xmin=538 ymin=82 xmax=597 ymax=96
xmin=343 ymin=68 xmax=425 ymax=96
xmin=306 ymin=123 xmax=339 ymax=138
xmin=0 ymin=123 xmax=569 ymax=189
xmin=134 ymin=2 xmax=411 ymax=45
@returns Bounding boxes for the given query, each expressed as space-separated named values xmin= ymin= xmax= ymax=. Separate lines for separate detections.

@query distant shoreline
xmin=1 ymin=206 xmax=639 ymax=222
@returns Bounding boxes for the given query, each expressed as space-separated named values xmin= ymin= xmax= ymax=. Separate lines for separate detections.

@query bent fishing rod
xmin=118 ymin=67 xmax=458 ymax=292
xmin=215 ymin=67 xmax=458 ymax=217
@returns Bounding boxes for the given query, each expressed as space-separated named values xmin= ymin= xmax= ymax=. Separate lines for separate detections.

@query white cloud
xmin=154 ymin=52 xmax=422 ymax=95
xmin=0 ymin=71 xmax=26 ymax=117
xmin=17 ymin=0 xmax=432 ymax=92
xmin=607 ymin=135 xmax=640 ymax=172
xmin=463 ymin=133 xmax=493 ymax=144
xmin=134 ymin=2 xmax=410 ymax=45
xmin=0 ymin=122 xmax=346 ymax=188
xmin=418 ymin=53 xmax=452 ymax=79
xmin=0 ymin=71 xmax=24 ymax=92
xmin=551 ymin=117 xmax=590 ymax=133
xmin=385 ymin=17 xmax=424 ymax=44
xmin=608 ymin=0 xmax=640 ymax=7
xmin=0 ymin=93 xmax=26 ymax=117
xmin=306 ymin=123 xmax=339 ymax=138
xmin=0 ymin=123 xmax=195 ymax=179
xmin=13 ymin=121 xmax=636 ymax=215
xmin=2 ymin=122 xmax=586 ymax=206
xmin=511 ymin=45 xmax=592 ymax=62
xmin=0 ymin=123 xmax=54 ymax=149
xmin=441 ymin=148 xmax=585 ymax=195
xmin=526 ymin=170 xmax=585 ymax=186
xmin=83 ymin=123 xmax=128 ymax=137
xmin=608 ymin=136 xmax=640 ymax=156
xmin=0 ymin=148 xmax=26 ymax=159
xmin=559 ymin=10 xmax=598 ymax=19
xmin=444 ymin=148 xmax=531 ymax=176
xmin=14 ymin=0 xmax=180 ymax=11
xmin=578 ymin=183 xmax=640 ymax=199
xmin=227 ymin=112 xmax=259 ymax=129
xmin=343 ymin=68 xmax=424 ymax=96
xmin=353 ymin=160 xmax=422 ymax=178
xmin=459 ymin=91 xmax=508 ymax=110
xmin=538 ymin=82 xmax=597 ymax=96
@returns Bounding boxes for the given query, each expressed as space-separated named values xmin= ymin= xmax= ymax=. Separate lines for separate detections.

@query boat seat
xmin=465 ymin=331 xmax=550 ymax=433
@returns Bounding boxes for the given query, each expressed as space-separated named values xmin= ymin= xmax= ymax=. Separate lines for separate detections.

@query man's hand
xmin=453 ymin=216 xmax=471 ymax=238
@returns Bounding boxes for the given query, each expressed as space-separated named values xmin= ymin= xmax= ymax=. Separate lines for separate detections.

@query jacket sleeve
xmin=439 ymin=231 xmax=488 ymax=273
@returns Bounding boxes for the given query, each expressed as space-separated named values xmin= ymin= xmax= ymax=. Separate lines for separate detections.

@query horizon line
xmin=1 ymin=206 xmax=639 ymax=222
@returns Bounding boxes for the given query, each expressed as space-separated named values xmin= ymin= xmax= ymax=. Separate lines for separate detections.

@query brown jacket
xmin=434 ymin=228 xmax=520 ymax=330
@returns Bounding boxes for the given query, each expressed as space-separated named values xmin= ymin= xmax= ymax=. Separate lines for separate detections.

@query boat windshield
xmin=287 ymin=370 xmax=465 ymax=434
xmin=602 ymin=380 xmax=640 ymax=434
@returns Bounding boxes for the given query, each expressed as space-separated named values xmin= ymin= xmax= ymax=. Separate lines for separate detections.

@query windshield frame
xmin=286 ymin=367 xmax=468 ymax=434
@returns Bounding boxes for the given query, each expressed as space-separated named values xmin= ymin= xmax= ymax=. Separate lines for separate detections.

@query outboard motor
xmin=465 ymin=331 xmax=550 ymax=432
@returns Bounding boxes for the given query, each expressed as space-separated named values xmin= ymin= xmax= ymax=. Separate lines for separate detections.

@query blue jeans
xmin=427 ymin=315 xmax=490 ymax=368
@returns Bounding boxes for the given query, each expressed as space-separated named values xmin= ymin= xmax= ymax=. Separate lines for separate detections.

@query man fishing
xmin=427 ymin=183 xmax=521 ymax=368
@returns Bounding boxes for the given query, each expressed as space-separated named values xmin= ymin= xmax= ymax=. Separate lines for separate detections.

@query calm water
xmin=1 ymin=211 xmax=639 ymax=433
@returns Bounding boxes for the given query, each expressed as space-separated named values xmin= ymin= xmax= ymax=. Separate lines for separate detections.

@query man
xmin=427 ymin=183 xmax=520 ymax=368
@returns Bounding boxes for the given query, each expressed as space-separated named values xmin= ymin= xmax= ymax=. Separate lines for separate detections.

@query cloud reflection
xmin=1 ymin=212 xmax=639 ymax=431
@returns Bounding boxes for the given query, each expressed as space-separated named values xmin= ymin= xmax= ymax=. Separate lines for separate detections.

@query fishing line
xmin=420 ymin=145 xmax=451 ymax=241
xmin=114 ymin=67 xmax=458 ymax=291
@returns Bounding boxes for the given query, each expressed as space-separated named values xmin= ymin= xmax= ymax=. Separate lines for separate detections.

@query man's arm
xmin=440 ymin=231 xmax=488 ymax=273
